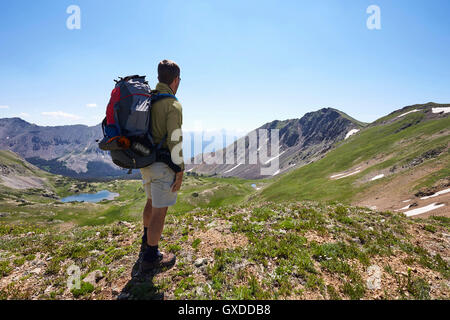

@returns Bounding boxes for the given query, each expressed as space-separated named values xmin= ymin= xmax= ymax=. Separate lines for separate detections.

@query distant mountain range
xmin=0 ymin=107 xmax=365 ymax=180
xmin=186 ymin=108 xmax=366 ymax=179
xmin=0 ymin=118 xmax=120 ymax=179
xmin=1 ymin=103 xmax=448 ymax=186
xmin=0 ymin=117 xmax=244 ymax=179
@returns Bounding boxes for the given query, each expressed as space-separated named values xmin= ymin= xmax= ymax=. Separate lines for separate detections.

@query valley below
xmin=0 ymin=176 xmax=448 ymax=300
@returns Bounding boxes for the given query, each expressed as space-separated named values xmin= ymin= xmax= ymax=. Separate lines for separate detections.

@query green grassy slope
xmin=0 ymin=166 xmax=257 ymax=228
xmin=0 ymin=150 xmax=57 ymax=203
xmin=0 ymin=150 xmax=50 ymax=178
xmin=260 ymin=108 xmax=449 ymax=203
xmin=0 ymin=153 xmax=449 ymax=300
xmin=0 ymin=149 xmax=258 ymax=227
xmin=1 ymin=201 xmax=448 ymax=300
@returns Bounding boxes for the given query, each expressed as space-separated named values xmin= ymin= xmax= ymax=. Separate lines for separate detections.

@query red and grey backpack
xmin=98 ymin=75 xmax=180 ymax=173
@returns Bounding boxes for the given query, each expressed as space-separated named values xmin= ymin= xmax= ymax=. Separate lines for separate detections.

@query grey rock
xmin=84 ymin=270 xmax=104 ymax=286
xmin=194 ymin=258 xmax=207 ymax=267
xmin=119 ymin=221 xmax=133 ymax=229
xmin=30 ymin=267 xmax=42 ymax=275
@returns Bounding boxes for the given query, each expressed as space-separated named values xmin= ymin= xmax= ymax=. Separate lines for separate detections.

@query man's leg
xmin=140 ymin=166 xmax=153 ymax=247
xmin=143 ymin=198 xmax=152 ymax=229
xmin=142 ymin=205 xmax=176 ymax=271
xmin=141 ymin=198 xmax=152 ymax=248
xmin=147 ymin=206 xmax=168 ymax=246
xmin=141 ymin=163 xmax=177 ymax=271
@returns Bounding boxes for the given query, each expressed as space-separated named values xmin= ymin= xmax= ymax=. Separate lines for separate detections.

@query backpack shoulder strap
xmin=151 ymin=92 xmax=178 ymax=102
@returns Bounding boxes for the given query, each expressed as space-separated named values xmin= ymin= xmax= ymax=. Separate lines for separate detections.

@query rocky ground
xmin=0 ymin=201 xmax=448 ymax=300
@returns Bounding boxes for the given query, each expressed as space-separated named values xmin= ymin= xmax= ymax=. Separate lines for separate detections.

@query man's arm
xmin=166 ymin=101 xmax=184 ymax=192
xmin=166 ymin=101 xmax=185 ymax=171
xmin=171 ymin=171 xmax=183 ymax=192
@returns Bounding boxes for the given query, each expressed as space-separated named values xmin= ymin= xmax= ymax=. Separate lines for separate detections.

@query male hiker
xmin=140 ymin=60 xmax=184 ymax=272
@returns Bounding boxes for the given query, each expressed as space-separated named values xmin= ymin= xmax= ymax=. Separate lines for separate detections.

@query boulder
xmin=194 ymin=258 xmax=208 ymax=267
xmin=83 ymin=270 xmax=104 ymax=286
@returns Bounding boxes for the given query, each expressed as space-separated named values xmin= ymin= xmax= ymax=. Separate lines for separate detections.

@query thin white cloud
xmin=0 ymin=105 xmax=9 ymax=109
xmin=18 ymin=112 xmax=30 ymax=118
xmin=41 ymin=111 xmax=81 ymax=120
xmin=86 ymin=103 xmax=97 ymax=108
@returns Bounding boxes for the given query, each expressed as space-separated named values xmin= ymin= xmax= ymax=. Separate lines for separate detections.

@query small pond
xmin=60 ymin=190 xmax=119 ymax=203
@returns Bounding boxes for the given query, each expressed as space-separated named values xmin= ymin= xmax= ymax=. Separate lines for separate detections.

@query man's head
xmin=158 ymin=60 xmax=181 ymax=94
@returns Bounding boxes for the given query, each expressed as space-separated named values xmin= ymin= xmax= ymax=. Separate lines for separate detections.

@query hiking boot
xmin=140 ymin=235 xmax=148 ymax=252
xmin=140 ymin=252 xmax=176 ymax=274
xmin=139 ymin=233 xmax=164 ymax=256
xmin=138 ymin=242 xmax=162 ymax=261
xmin=139 ymin=230 xmax=150 ymax=257
xmin=138 ymin=243 xmax=148 ymax=262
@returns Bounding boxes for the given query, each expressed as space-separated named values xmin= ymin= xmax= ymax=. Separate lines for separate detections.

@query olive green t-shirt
xmin=151 ymin=82 xmax=184 ymax=171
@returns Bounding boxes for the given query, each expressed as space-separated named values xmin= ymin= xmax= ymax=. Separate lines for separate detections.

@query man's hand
xmin=171 ymin=171 xmax=183 ymax=192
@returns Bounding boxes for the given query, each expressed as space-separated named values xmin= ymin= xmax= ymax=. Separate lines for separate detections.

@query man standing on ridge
xmin=140 ymin=60 xmax=184 ymax=273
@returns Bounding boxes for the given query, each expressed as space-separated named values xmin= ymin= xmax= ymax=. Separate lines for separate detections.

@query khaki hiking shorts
xmin=140 ymin=162 xmax=177 ymax=208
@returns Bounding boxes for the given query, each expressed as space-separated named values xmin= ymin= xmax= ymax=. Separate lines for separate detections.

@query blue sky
xmin=0 ymin=0 xmax=449 ymax=133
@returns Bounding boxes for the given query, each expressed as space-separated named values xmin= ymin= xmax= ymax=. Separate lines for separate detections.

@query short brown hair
xmin=158 ymin=60 xmax=180 ymax=85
